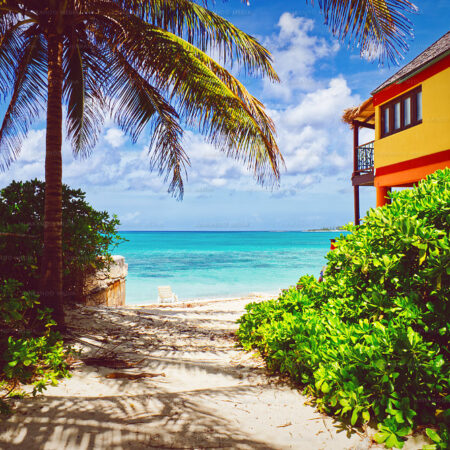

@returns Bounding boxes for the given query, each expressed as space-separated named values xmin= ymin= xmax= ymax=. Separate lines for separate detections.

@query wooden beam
xmin=353 ymin=120 xmax=375 ymax=129
xmin=352 ymin=172 xmax=374 ymax=186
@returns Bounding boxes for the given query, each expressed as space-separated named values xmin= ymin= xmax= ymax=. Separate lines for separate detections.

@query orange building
xmin=343 ymin=32 xmax=450 ymax=225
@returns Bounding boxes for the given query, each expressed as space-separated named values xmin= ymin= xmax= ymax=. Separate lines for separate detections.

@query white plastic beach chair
xmin=157 ymin=286 xmax=178 ymax=303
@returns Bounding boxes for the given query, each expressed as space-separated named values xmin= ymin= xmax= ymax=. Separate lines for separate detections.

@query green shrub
xmin=0 ymin=279 xmax=71 ymax=412
xmin=237 ymin=169 xmax=449 ymax=449
xmin=0 ymin=179 xmax=124 ymax=300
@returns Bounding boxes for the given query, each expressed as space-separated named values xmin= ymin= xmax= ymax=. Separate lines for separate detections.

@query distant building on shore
xmin=343 ymin=31 xmax=450 ymax=225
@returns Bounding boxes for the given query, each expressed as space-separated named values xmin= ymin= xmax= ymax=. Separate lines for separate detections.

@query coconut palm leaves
xmin=0 ymin=24 xmax=46 ymax=170
xmin=311 ymin=0 xmax=417 ymax=63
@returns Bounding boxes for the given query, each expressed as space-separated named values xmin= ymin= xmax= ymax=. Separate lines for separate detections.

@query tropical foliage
xmin=0 ymin=179 xmax=124 ymax=300
xmin=0 ymin=279 xmax=70 ymax=414
xmin=237 ymin=169 xmax=450 ymax=448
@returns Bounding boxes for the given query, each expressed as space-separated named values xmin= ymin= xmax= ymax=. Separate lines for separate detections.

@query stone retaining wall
xmin=83 ymin=255 xmax=128 ymax=307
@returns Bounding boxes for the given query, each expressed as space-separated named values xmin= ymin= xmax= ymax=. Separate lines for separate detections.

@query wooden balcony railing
xmin=355 ymin=140 xmax=374 ymax=174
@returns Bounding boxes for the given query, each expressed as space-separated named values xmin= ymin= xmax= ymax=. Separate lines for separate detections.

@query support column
xmin=376 ymin=186 xmax=391 ymax=207
xmin=352 ymin=121 xmax=360 ymax=225
xmin=354 ymin=186 xmax=360 ymax=226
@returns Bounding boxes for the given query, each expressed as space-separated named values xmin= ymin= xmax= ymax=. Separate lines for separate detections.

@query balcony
xmin=352 ymin=140 xmax=374 ymax=186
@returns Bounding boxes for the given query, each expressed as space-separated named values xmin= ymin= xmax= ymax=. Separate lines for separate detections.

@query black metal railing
xmin=356 ymin=140 xmax=374 ymax=172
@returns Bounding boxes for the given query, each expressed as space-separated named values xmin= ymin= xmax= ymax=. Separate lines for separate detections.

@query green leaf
xmin=385 ymin=433 xmax=404 ymax=449
xmin=426 ymin=429 xmax=441 ymax=443
xmin=373 ymin=431 xmax=389 ymax=444
xmin=351 ymin=409 xmax=358 ymax=426
xmin=374 ymin=358 xmax=386 ymax=370
xmin=396 ymin=427 xmax=411 ymax=437
xmin=419 ymin=248 xmax=427 ymax=265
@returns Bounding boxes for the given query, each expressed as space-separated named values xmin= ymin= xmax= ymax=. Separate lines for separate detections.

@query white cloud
xmin=262 ymin=13 xmax=340 ymax=100
xmin=18 ymin=129 xmax=46 ymax=163
xmin=104 ymin=128 xmax=126 ymax=148
xmin=267 ymin=76 xmax=362 ymax=191
xmin=0 ymin=129 xmax=46 ymax=184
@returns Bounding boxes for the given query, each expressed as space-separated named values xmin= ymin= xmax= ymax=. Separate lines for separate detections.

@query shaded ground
xmin=0 ymin=298 xmax=426 ymax=449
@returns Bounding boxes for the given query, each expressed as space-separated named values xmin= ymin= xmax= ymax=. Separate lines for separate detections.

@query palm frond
xmin=80 ymin=9 xmax=281 ymax=193
xmin=313 ymin=0 xmax=417 ymax=63
xmin=0 ymin=15 xmax=26 ymax=98
xmin=113 ymin=20 xmax=282 ymax=185
xmin=63 ymin=33 xmax=105 ymax=157
xmin=104 ymin=49 xmax=188 ymax=198
xmin=0 ymin=30 xmax=46 ymax=170
xmin=90 ymin=0 xmax=279 ymax=80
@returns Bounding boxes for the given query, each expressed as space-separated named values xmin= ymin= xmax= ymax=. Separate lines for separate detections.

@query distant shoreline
xmin=305 ymin=229 xmax=345 ymax=233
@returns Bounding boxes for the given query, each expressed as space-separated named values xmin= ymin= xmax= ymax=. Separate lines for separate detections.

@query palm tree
xmin=0 ymin=0 xmax=416 ymax=327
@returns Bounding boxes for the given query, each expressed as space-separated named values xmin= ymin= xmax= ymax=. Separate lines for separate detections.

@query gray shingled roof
xmin=371 ymin=31 xmax=450 ymax=94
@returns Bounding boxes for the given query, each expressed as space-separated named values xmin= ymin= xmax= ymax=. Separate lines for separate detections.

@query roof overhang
xmin=342 ymin=97 xmax=375 ymax=127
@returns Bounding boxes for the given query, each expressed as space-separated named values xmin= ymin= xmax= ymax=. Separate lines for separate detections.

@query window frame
xmin=380 ymin=85 xmax=422 ymax=138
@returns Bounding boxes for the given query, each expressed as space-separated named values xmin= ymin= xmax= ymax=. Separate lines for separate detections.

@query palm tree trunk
xmin=40 ymin=31 xmax=65 ymax=328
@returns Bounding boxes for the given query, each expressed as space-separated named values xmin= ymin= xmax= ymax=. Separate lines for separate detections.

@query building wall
xmin=374 ymin=67 xmax=450 ymax=170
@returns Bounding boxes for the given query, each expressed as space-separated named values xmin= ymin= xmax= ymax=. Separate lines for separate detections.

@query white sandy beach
xmin=0 ymin=297 xmax=429 ymax=450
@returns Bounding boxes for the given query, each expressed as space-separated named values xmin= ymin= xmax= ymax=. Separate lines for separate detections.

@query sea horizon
xmin=118 ymin=229 xmax=345 ymax=233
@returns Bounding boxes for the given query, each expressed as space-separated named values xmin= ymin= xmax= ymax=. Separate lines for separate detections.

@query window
xmin=384 ymin=108 xmax=390 ymax=134
xmin=404 ymin=97 xmax=411 ymax=126
xmin=394 ymin=102 xmax=401 ymax=129
xmin=380 ymin=86 xmax=422 ymax=138
xmin=416 ymin=91 xmax=422 ymax=121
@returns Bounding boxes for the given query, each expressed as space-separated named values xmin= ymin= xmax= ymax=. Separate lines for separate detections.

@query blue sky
xmin=0 ymin=1 xmax=449 ymax=230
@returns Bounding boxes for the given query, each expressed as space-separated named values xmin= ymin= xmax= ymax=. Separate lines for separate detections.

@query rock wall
xmin=83 ymin=255 xmax=128 ymax=307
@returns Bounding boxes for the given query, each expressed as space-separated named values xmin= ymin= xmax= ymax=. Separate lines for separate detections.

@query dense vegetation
xmin=0 ymin=179 xmax=124 ymax=300
xmin=0 ymin=279 xmax=70 ymax=413
xmin=0 ymin=180 xmax=123 ymax=410
xmin=237 ymin=169 xmax=449 ymax=449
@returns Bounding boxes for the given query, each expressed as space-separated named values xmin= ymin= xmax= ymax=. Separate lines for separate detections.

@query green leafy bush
xmin=0 ymin=279 xmax=70 ymax=411
xmin=0 ymin=179 xmax=124 ymax=300
xmin=237 ymin=169 xmax=449 ymax=449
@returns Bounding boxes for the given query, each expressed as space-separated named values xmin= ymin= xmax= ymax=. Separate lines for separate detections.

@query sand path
xmin=0 ymin=299 xmax=424 ymax=449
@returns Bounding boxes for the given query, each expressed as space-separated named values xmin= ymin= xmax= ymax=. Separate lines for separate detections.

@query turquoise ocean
xmin=117 ymin=231 xmax=345 ymax=305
